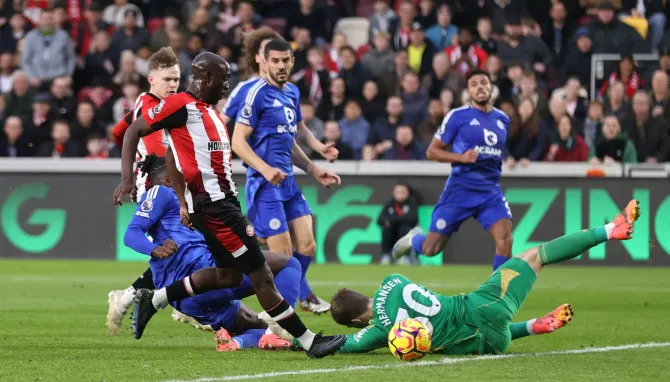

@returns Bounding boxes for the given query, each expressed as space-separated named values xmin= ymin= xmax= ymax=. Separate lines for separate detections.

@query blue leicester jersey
xmin=434 ymin=105 xmax=509 ymax=189
xmin=128 ymin=186 xmax=209 ymax=287
xmin=221 ymin=76 xmax=259 ymax=119
xmin=236 ymin=78 xmax=304 ymax=201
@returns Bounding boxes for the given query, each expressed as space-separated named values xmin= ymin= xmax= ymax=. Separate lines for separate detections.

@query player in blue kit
xmin=393 ymin=69 xmax=513 ymax=271
xmin=124 ymin=154 xmax=300 ymax=351
xmin=231 ymin=39 xmax=339 ymax=314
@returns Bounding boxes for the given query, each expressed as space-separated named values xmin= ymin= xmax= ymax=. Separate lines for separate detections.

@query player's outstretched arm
xmin=111 ymin=111 xmax=133 ymax=147
xmin=114 ymin=115 xmax=155 ymax=205
xmin=426 ymin=139 xmax=477 ymax=163
xmin=298 ymin=121 xmax=338 ymax=162
xmin=292 ymin=141 xmax=341 ymax=188
xmin=337 ymin=325 xmax=388 ymax=354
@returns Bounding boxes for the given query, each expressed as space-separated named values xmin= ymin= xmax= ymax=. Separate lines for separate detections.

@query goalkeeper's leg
xmin=517 ymin=199 xmax=640 ymax=274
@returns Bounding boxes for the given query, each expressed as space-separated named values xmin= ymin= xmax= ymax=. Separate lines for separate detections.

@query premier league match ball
xmin=388 ymin=318 xmax=431 ymax=362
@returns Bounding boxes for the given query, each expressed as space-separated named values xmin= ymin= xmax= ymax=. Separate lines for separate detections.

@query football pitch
xmin=1 ymin=260 xmax=668 ymax=382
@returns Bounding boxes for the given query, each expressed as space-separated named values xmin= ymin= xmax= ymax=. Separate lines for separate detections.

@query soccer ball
xmin=388 ymin=318 xmax=431 ymax=361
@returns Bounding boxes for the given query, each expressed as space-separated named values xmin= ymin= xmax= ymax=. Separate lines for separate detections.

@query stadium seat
xmin=334 ymin=17 xmax=370 ymax=49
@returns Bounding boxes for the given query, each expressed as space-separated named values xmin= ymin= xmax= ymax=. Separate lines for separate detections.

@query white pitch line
xmin=1 ymin=276 xmax=669 ymax=293
xmin=163 ymin=342 xmax=670 ymax=382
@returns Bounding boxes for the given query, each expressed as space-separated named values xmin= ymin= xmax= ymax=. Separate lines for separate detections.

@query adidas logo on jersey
xmin=469 ymin=119 xmax=480 ymax=126
xmin=273 ymin=99 xmax=282 ymax=107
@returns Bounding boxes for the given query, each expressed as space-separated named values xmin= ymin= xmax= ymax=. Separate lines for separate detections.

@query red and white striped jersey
xmin=112 ymin=92 xmax=168 ymax=198
xmin=144 ymin=91 xmax=236 ymax=213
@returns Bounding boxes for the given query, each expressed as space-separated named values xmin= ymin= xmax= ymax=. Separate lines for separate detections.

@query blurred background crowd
xmin=1 ymin=0 xmax=670 ymax=166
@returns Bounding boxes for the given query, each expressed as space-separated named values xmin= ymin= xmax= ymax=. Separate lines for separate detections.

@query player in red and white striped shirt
xmin=113 ymin=52 xmax=346 ymax=358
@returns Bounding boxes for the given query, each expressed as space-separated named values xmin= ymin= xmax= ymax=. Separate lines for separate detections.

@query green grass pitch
xmin=1 ymin=260 xmax=668 ymax=381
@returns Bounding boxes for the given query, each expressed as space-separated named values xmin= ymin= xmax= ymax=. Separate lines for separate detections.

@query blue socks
xmin=411 ymin=234 xmax=426 ymax=254
xmin=492 ymin=254 xmax=509 ymax=271
xmin=292 ymin=251 xmax=313 ymax=301
xmin=274 ymin=256 xmax=301 ymax=307
xmin=232 ymin=329 xmax=265 ymax=349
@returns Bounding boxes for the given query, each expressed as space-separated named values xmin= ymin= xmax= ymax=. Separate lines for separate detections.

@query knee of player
xmin=266 ymin=235 xmax=293 ymax=257
xmin=249 ymin=264 xmax=276 ymax=290
xmin=294 ymin=237 xmax=316 ymax=257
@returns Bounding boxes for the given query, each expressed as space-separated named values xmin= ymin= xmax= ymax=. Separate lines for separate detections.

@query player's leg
xmin=379 ymin=221 xmax=396 ymax=265
xmin=106 ymin=267 xmax=155 ymax=335
xmin=392 ymin=198 xmax=469 ymax=259
xmin=217 ymin=305 xmax=292 ymax=352
xmin=286 ymin=193 xmax=330 ymax=314
xmin=509 ymin=303 xmax=574 ymax=340
xmin=475 ymin=190 xmax=514 ymax=270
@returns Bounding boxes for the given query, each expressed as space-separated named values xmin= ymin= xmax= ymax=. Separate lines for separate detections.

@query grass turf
xmin=0 ymin=260 xmax=668 ymax=381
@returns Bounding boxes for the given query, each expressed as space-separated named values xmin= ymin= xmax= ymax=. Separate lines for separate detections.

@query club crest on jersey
xmin=246 ymin=225 xmax=255 ymax=237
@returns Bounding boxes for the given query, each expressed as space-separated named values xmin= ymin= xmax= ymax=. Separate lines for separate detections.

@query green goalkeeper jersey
xmin=340 ymin=273 xmax=484 ymax=355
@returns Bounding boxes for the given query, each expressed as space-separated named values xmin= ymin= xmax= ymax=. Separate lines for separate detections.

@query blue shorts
xmin=247 ymin=190 xmax=312 ymax=239
xmin=429 ymin=183 xmax=512 ymax=236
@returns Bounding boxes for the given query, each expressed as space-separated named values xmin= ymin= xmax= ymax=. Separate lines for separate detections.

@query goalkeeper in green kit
xmin=327 ymin=200 xmax=640 ymax=355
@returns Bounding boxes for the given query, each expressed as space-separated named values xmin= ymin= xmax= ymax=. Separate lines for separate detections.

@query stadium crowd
xmin=1 ymin=0 xmax=670 ymax=165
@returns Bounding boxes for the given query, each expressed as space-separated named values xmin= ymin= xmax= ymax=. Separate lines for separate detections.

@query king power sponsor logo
xmin=0 ymin=176 xmax=668 ymax=265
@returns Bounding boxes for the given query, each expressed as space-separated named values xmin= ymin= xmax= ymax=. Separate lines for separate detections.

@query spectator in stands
xmin=113 ymin=82 xmax=139 ymax=123
xmin=361 ymin=31 xmax=396 ymax=81
xmin=545 ymin=115 xmax=589 ymax=162
xmin=112 ymin=50 xmax=147 ymax=91
xmin=416 ymin=98 xmax=444 ymax=144
xmin=217 ymin=1 xmax=258 ymax=61
xmin=84 ymin=31 xmax=120 ymax=84
xmin=316 ymin=76 xmax=347 ymax=122
xmin=338 ymin=99 xmax=370 ymax=159
xmin=339 ymin=45 xmax=373 ymax=100
xmin=110 ymin=9 xmax=150 ymax=53
xmin=439 ymin=88 xmax=455 ymax=113
xmin=78 ymin=78 xmax=114 ymax=125
xmin=650 ymin=70 xmax=670 ymax=120
xmin=0 ymin=116 xmax=33 ymax=157
xmin=496 ymin=15 xmax=552 ymax=76
xmin=188 ymin=7 xmax=215 ymax=39
xmin=49 ymin=76 xmax=77 ymax=122
xmin=582 ymin=100 xmax=605 ymax=148
xmin=600 ymin=55 xmax=644 ymax=99
xmin=85 ymin=133 xmax=108 ymax=159
xmin=184 ymin=0 xmax=219 ymax=26
xmin=425 ymin=3 xmax=457 ymax=51
xmin=545 ymin=95 xmax=567 ymax=131
xmin=285 ymin=0 xmax=329 ymax=46
xmin=415 ymin=0 xmax=436 ymax=28
xmin=0 ymin=53 xmax=13 ymax=94
xmin=589 ymin=115 xmax=638 ymax=165
xmin=390 ymin=0 xmax=415 ymax=51
xmin=563 ymin=27 xmax=593 ymax=88
xmin=422 ymin=52 xmax=463 ymax=99
xmin=516 ymin=71 xmax=548 ymax=119
xmin=383 ymin=125 xmax=426 ymax=160
xmin=621 ymin=0 xmax=665 ymax=52
xmin=20 ymin=9 xmax=76 ymax=88
xmin=298 ymin=101 xmax=324 ymax=157
xmin=360 ymin=80 xmax=385 ymax=123
xmin=312 ymin=120 xmax=354 ymax=160
xmin=379 ymin=49 xmax=410 ymax=96
xmin=367 ymin=95 xmax=404 ymax=159
xmin=485 ymin=55 xmax=513 ymax=101
xmin=292 ymin=47 xmax=330 ymax=107
xmin=487 ymin=0 xmax=528 ymax=38
xmin=505 ymin=97 xmax=549 ymax=167
xmin=475 ymin=17 xmax=496 ymax=55
xmin=561 ymin=76 xmax=589 ymax=121
xmin=325 ymin=32 xmax=346 ymax=74
xmin=150 ymin=10 xmax=186 ymax=53
xmin=178 ymin=34 xmax=206 ymax=79
xmin=627 ymin=91 xmax=669 ymax=163
xmin=407 ymin=22 xmax=436 ymax=77
xmin=369 ymin=0 xmax=397 ymax=41
xmin=103 ymin=0 xmax=144 ymax=28
xmin=36 ymin=119 xmax=81 ymax=158
xmin=445 ymin=28 xmax=488 ymax=77
xmin=0 ymin=13 xmax=28 ymax=54
xmin=587 ymin=1 xmax=646 ymax=54
xmin=542 ymin=0 xmax=574 ymax=68
xmin=26 ymin=92 xmax=54 ymax=146
xmin=5 ymin=71 xmax=35 ymax=121
xmin=290 ymin=28 xmax=311 ymax=72
xmin=71 ymin=100 xmax=104 ymax=146
xmin=377 ymin=182 xmax=419 ymax=265
xmin=604 ymin=80 xmax=633 ymax=125
xmin=397 ymin=71 xmax=428 ymax=128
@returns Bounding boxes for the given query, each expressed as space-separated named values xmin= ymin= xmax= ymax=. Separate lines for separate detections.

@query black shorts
xmin=189 ymin=197 xmax=266 ymax=275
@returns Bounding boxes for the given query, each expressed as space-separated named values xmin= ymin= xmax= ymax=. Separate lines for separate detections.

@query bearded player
xmin=323 ymin=200 xmax=640 ymax=355
xmin=232 ymin=39 xmax=336 ymax=315
xmin=106 ymin=46 xmax=184 ymax=335
xmin=393 ymin=69 xmax=513 ymax=271
xmin=225 ymin=30 xmax=336 ymax=314
xmin=125 ymin=154 xmax=297 ymax=351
